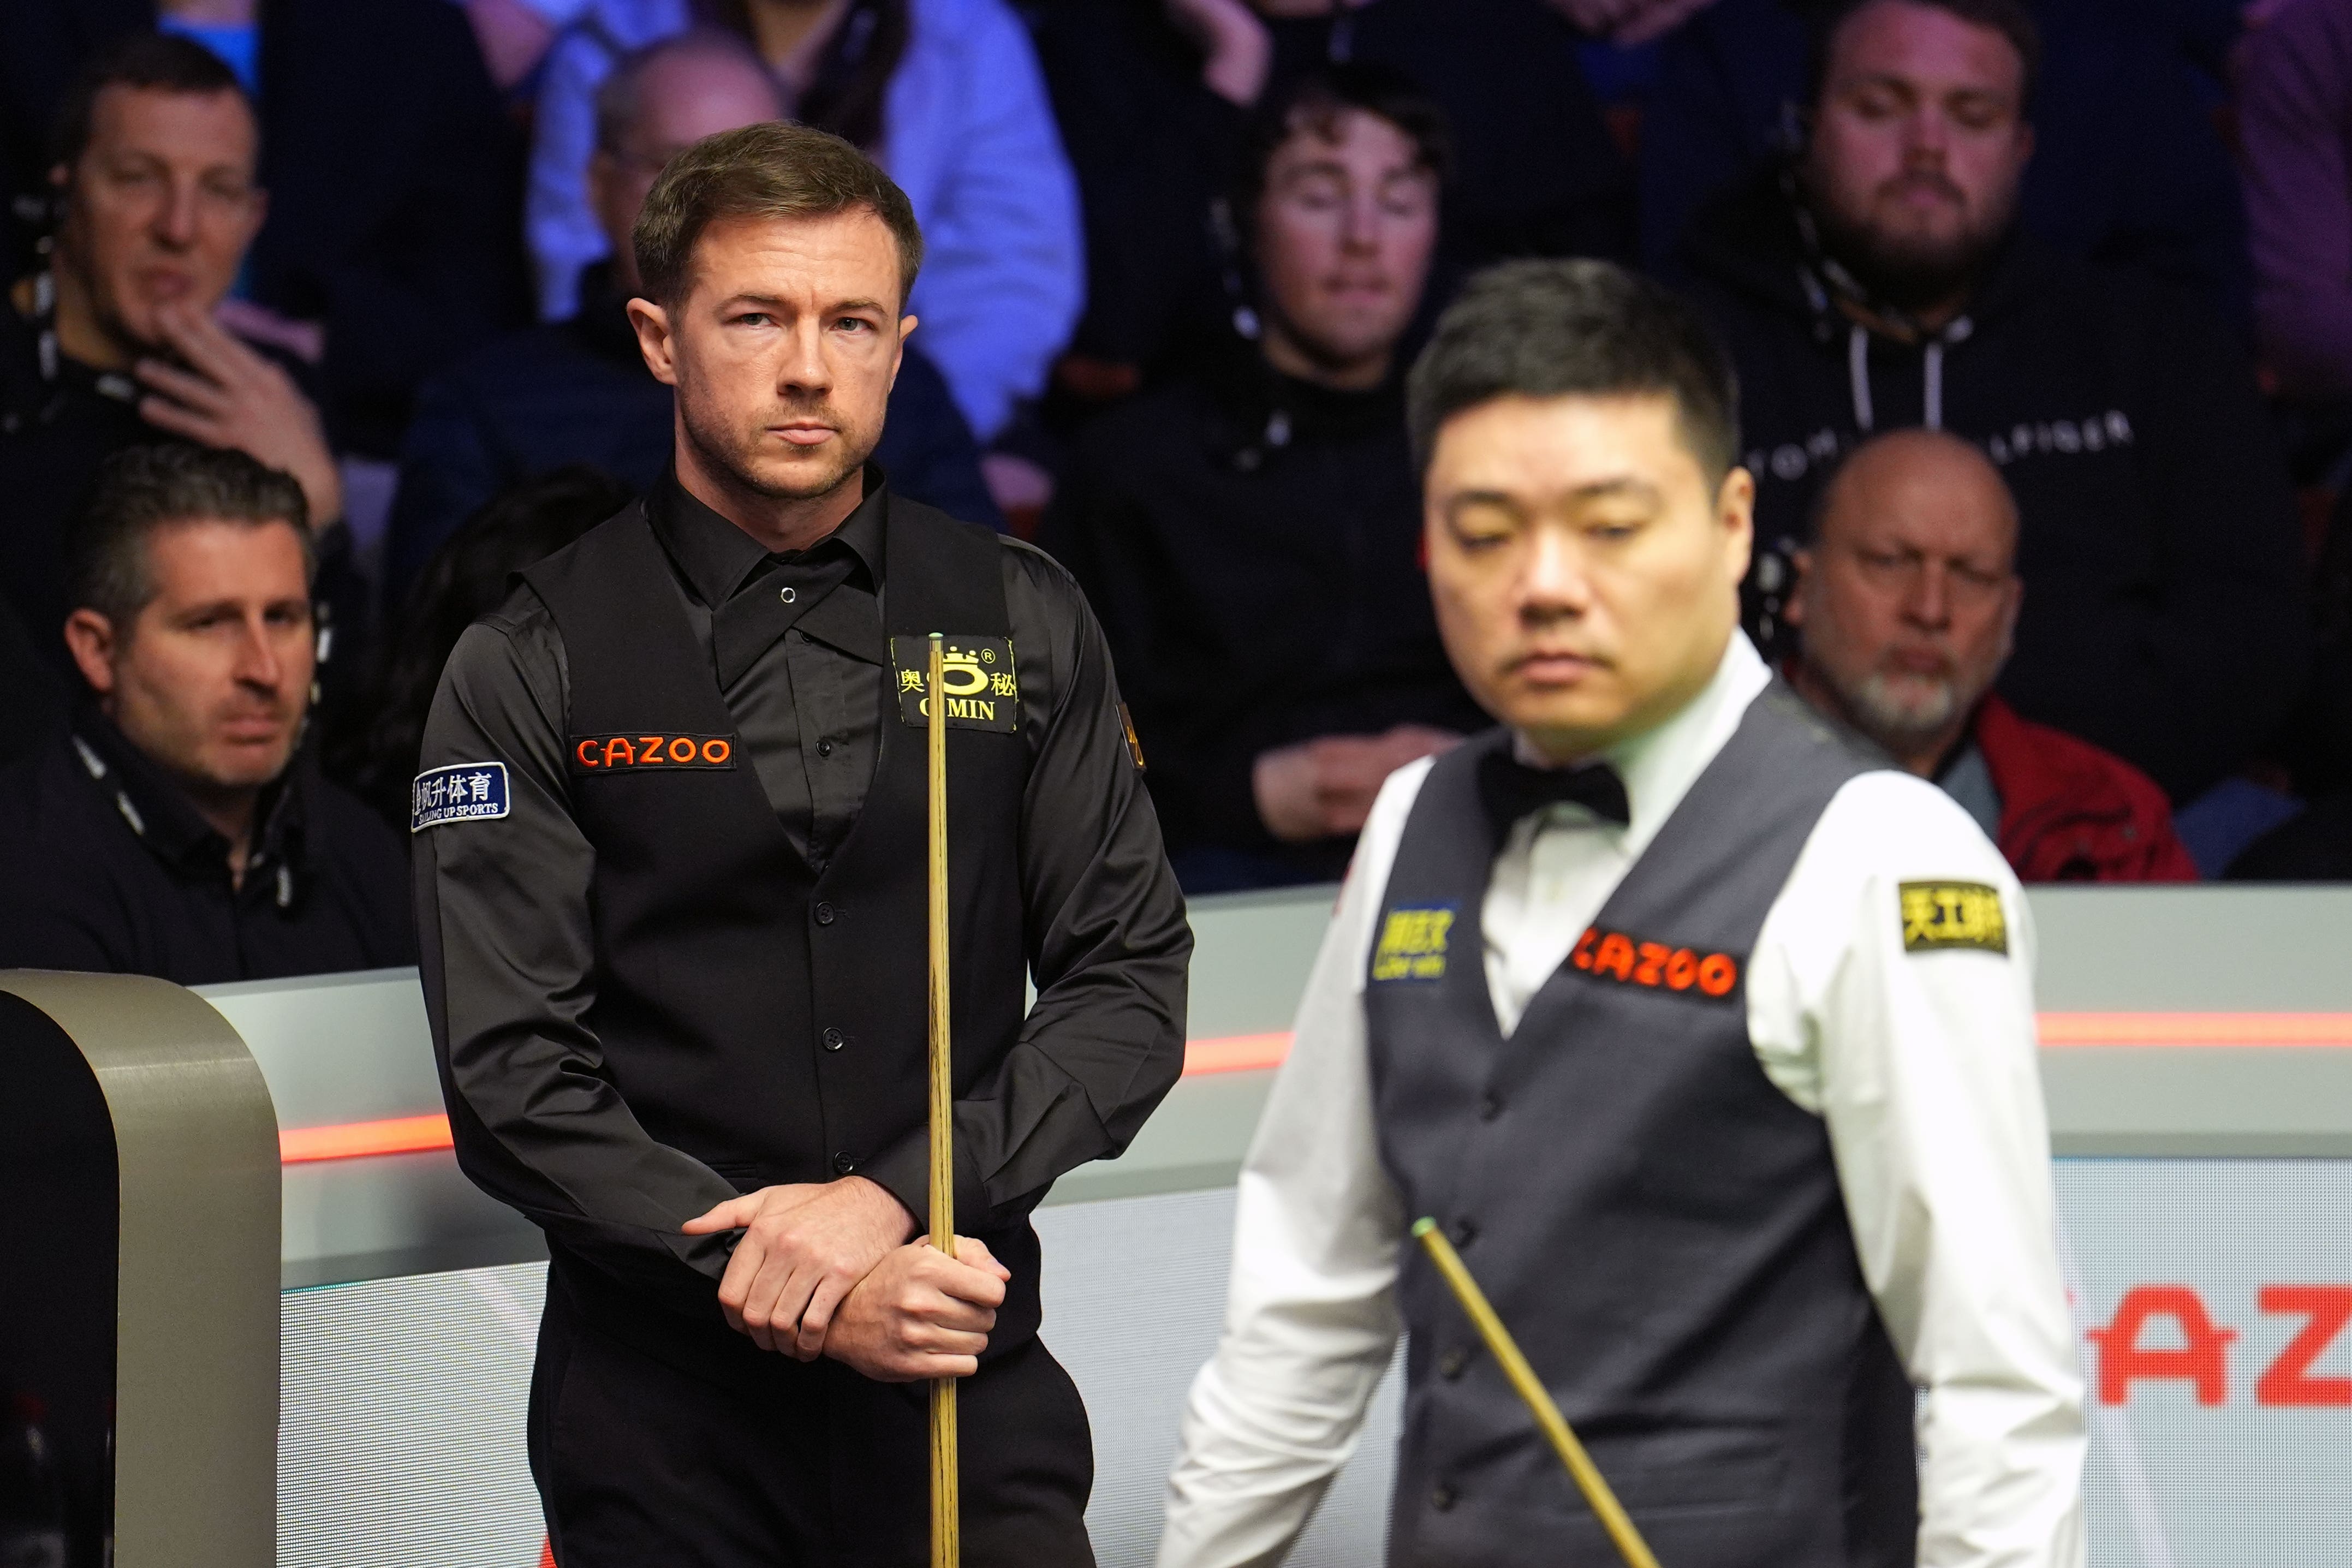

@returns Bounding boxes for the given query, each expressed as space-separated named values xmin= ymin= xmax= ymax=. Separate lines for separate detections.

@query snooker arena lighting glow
xmin=275 ymin=1012 xmax=2352 ymax=1165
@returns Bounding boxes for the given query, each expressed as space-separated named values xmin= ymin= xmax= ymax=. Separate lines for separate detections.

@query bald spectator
xmin=382 ymin=28 xmax=995 ymax=606
xmin=1680 ymin=0 xmax=2306 ymax=807
xmin=1786 ymin=430 xmax=2195 ymax=883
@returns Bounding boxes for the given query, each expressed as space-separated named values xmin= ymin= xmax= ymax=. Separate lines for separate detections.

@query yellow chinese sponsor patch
xmin=889 ymin=635 xmax=1019 ymax=733
xmin=1898 ymin=880 xmax=2009 ymax=955
xmin=1371 ymin=905 xmax=1455 ymax=982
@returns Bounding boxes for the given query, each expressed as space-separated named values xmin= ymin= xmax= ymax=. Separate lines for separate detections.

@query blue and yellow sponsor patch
xmin=1371 ymin=904 xmax=1456 ymax=982
xmin=1899 ymin=880 xmax=2009 ymax=955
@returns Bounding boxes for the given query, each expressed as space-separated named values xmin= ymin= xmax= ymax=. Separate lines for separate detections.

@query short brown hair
xmin=51 ymin=31 xmax=251 ymax=170
xmin=67 ymin=444 xmax=312 ymax=629
xmin=632 ymin=121 xmax=924 ymax=307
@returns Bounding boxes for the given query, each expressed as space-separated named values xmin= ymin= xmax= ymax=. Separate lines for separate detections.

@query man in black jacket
xmin=1681 ymin=0 xmax=2306 ymax=803
xmin=0 ymin=0 xmax=529 ymax=454
xmin=382 ymin=28 xmax=997 ymax=609
xmin=0 ymin=444 xmax=411 ymax=983
xmin=414 ymin=122 xmax=1189 ymax=1565
xmin=1041 ymin=67 xmax=1486 ymax=890
xmin=1 ymin=33 xmax=359 ymax=695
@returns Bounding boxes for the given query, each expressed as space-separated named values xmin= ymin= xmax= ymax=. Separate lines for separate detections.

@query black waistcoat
xmin=522 ymin=498 xmax=1035 ymax=1372
xmin=1365 ymin=684 xmax=1918 ymax=1567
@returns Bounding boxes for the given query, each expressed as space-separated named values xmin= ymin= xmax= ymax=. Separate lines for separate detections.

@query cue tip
xmin=1412 ymin=1217 xmax=1437 ymax=1238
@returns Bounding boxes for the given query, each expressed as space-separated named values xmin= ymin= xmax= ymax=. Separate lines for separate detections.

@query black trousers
xmin=530 ymin=1284 xmax=1097 ymax=1567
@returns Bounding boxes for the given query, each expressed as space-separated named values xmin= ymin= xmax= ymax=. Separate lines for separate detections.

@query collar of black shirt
xmin=650 ymin=464 xmax=892 ymax=682
xmin=648 ymin=462 xmax=888 ymax=606
xmin=69 ymin=702 xmax=312 ymax=893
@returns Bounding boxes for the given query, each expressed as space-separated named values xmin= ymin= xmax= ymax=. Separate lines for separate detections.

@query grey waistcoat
xmin=1365 ymin=683 xmax=1918 ymax=1567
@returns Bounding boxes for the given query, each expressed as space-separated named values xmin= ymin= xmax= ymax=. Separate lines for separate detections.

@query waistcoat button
xmin=779 ymin=586 xmax=797 ymax=604
xmin=1452 ymin=1218 xmax=1478 ymax=1248
xmin=1478 ymin=1094 xmax=1502 ymax=1122
xmin=1438 ymin=1347 xmax=1469 ymax=1380
xmin=833 ymin=1152 xmax=857 ymax=1174
xmin=823 ymin=1027 xmax=844 ymax=1051
xmin=1431 ymin=1484 xmax=1456 ymax=1512
xmin=814 ymin=902 xmax=836 ymax=926
xmin=817 ymin=739 xmax=835 ymax=757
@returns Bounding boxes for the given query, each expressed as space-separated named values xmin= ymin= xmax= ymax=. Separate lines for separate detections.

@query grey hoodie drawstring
xmin=1850 ymin=316 xmax=1974 ymax=434
xmin=1925 ymin=316 xmax=1975 ymax=432
xmin=1847 ymin=323 xmax=1874 ymax=433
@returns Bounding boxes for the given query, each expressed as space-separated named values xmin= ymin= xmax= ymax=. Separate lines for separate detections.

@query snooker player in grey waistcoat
xmin=1159 ymin=260 xmax=2086 ymax=1568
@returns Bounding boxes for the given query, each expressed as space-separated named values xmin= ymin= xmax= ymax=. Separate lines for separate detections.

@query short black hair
xmin=1234 ymin=62 xmax=1452 ymax=219
xmin=50 ymin=31 xmax=251 ymax=170
xmin=67 ymin=445 xmax=312 ymax=629
xmin=1406 ymin=259 xmax=1741 ymax=481
xmin=1805 ymin=0 xmax=2041 ymax=113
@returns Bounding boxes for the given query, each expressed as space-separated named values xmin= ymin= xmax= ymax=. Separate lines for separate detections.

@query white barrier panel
xmin=277 ymin=1162 xmax=2351 ymax=1568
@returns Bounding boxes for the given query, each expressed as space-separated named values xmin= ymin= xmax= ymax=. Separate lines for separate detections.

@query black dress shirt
xmin=0 ymin=709 xmax=414 ymax=983
xmin=414 ymin=469 xmax=1191 ymax=1288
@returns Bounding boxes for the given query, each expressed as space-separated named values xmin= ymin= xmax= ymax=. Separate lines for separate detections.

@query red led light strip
xmin=276 ymin=1013 xmax=2352 ymax=1164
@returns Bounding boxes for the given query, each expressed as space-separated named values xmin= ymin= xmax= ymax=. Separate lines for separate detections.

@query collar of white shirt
xmin=1506 ymin=631 xmax=1772 ymax=862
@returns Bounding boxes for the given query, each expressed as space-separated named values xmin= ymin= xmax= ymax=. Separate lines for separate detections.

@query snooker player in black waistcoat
xmin=413 ymin=122 xmax=1192 ymax=1566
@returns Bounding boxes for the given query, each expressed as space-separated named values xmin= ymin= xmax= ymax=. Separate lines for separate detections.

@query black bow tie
xmin=1476 ymin=746 xmax=1630 ymax=835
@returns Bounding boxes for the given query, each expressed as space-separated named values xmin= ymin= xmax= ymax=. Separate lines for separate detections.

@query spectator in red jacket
xmin=1785 ymin=427 xmax=2196 ymax=882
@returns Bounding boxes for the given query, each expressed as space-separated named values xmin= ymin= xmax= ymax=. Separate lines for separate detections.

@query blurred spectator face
xmin=51 ymin=82 xmax=265 ymax=356
xmin=1786 ymin=431 xmax=2020 ymax=761
xmin=1802 ymin=0 xmax=2032 ymax=311
xmin=1424 ymin=392 xmax=1753 ymax=760
xmin=1253 ymin=105 xmax=1439 ymax=389
xmin=593 ymin=46 xmax=787 ymax=296
xmin=65 ymin=518 xmax=316 ymax=796
xmin=633 ymin=207 xmax=909 ymax=505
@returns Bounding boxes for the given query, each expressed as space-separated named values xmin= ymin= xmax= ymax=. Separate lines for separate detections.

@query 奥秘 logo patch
xmin=890 ymin=636 xmax=1019 ymax=733
xmin=1569 ymin=925 xmax=1741 ymax=1000
xmin=1899 ymin=881 xmax=2009 ymax=954
xmin=1371 ymin=905 xmax=1456 ymax=982
xmin=412 ymin=762 xmax=510 ymax=831
xmin=568 ymin=732 xmax=736 ymax=773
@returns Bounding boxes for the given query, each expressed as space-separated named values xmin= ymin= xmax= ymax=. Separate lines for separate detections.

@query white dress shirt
xmin=1160 ymin=634 xmax=2086 ymax=1568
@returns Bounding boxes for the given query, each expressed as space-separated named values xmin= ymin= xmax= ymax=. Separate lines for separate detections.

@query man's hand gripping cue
xmin=682 ymin=1177 xmax=1011 ymax=1380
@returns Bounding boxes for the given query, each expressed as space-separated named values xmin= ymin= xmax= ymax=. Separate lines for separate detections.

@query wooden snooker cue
xmin=1412 ymin=1219 xmax=1662 ymax=1568
xmin=927 ymin=634 xmax=960 ymax=1568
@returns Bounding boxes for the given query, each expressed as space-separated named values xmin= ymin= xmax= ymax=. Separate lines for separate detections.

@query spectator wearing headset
xmin=1042 ymin=66 xmax=1484 ymax=892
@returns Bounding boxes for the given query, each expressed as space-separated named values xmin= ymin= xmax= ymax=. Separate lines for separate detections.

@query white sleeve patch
xmin=412 ymin=762 xmax=512 ymax=831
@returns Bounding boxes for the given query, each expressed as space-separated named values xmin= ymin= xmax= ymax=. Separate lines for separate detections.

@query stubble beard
xmin=681 ymin=389 xmax=878 ymax=508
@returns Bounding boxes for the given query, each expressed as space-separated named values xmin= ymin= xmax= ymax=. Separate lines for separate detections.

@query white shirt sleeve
xmin=1748 ymin=772 xmax=2087 ymax=1568
xmin=1157 ymin=762 xmax=1430 ymax=1568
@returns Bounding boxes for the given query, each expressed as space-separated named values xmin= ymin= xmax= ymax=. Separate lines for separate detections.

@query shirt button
xmin=1478 ymin=1094 xmax=1502 ymax=1122
xmin=1452 ymin=1218 xmax=1478 ymax=1249
xmin=832 ymin=1152 xmax=857 ymax=1174
xmin=822 ymin=1027 xmax=844 ymax=1051
xmin=1438 ymin=1347 xmax=1469 ymax=1380
xmin=814 ymin=902 xmax=836 ymax=926
xmin=779 ymin=585 xmax=797 ymax=604
xmin=817 ymin=739 xmax=834 ymax=758
xmin=1431 ymin=1484 xmax=1457 ymax=1512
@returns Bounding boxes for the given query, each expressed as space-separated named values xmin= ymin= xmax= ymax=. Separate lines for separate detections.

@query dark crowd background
xmin=2 ymin=0 xmax=2352 ymax=992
